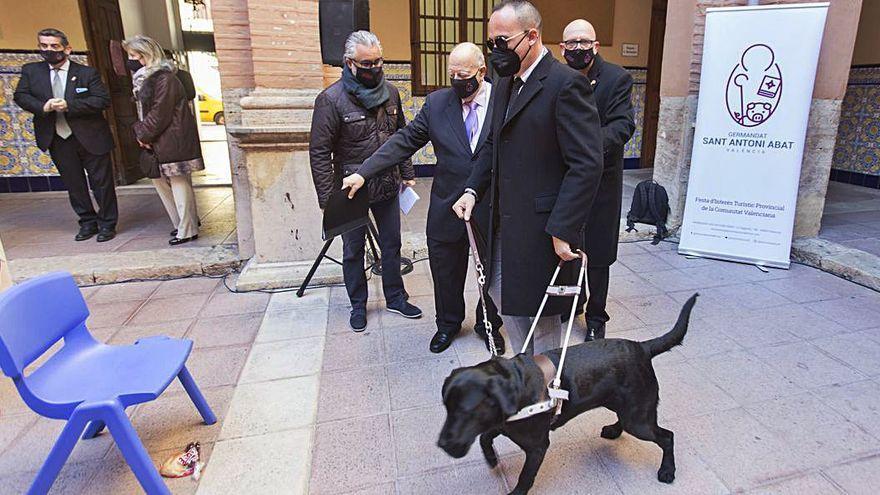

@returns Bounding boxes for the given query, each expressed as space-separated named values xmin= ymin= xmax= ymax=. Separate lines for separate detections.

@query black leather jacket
xmin=309 ymin=80 xmax=415 ymax=208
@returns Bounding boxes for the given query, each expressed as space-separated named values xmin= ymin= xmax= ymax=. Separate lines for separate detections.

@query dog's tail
xmin=640 ymin=293 xmax=699 ymax=358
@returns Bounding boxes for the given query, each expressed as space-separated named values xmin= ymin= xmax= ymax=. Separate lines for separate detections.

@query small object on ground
xmin=160 ymin=442 xmax=204 ymax=480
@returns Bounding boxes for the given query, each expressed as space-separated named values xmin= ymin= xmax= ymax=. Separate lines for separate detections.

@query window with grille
xmin=410 ymin=0 xmax=491 ymax=96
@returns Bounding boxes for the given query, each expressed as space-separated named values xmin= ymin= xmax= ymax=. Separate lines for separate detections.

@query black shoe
xmin=350 ymin=311 xmax=367 ymax=332
xmin=430 ymin=329 xmax=459 ymax=353
xmin=479 ymin=329 xmax=506 ymax=355
xmin=75 ymin=225 xmax=99 ymax=241
xmin=386 ymin=301 xmax=423 ymax=319
xmin=475 ymin=320 xmax=505 ymax=354
xmin=96 ymin=229 xmax=116 ymax=243
xmin=585 ymin=322 xmax=606 ymax=342
xmin=170 ymin=221 xmax=200 ymax=237
xmin=169 ymin=234 xmax=198 ymax=246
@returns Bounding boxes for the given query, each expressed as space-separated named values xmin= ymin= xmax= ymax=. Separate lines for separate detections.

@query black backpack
xmin=626 ymin=180 xmax=670 ymax=245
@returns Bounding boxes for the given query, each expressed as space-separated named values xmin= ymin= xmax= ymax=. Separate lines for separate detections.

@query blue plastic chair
xmin=0 ymin=272 xmax=216 ymax=494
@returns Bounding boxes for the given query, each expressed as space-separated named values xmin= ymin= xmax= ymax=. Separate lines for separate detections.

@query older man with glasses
xmin=309 ymin=31 xmax=423 ymax=332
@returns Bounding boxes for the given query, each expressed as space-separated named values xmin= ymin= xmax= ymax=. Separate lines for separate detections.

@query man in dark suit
xmin=453 ymin=1 xmax=604 ymax=355
xmin=561 ymin=19 xmax=636 ymax=341
xmin=14 ymin=28 xmax=117 ymax=242
xmin=345 ymin=42 xmax=505 ymax=355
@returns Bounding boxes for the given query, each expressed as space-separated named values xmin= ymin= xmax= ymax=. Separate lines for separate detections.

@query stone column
xmin=212 ymin=0 xmax=257 ymax=258
xmin=653 ymin=0 xmax=863 ymax=238
xmin=226 ymin=0 xmax=334 ymax=290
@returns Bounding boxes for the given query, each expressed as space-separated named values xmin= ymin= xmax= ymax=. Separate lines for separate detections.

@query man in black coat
xmin=560 ymin=19 xmax=636 ymax=341
xmin=345 ymin=42 xmax=505 ymax=355
xmin=453 ymin=1 xmax=604 ymax=355
xmin=14 ymin=28 xmax=118 ymax=242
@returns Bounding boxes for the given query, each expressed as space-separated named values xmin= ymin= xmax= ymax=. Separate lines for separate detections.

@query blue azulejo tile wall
xmin=831 ymin=65 xmax=880 ymax=188
xmin=1 ymin=51 xmax=89 ymax=192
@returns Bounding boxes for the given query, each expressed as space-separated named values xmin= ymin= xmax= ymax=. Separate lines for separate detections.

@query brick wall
xmin=688 ymin=0 xmax=861 ymax=98
xmin=689 ymin=0 xmax=749 ymax=95
xmin=212 ymin=0 xmax=255 ymax=90
xmin=247 ymin=0 xmax=323 ymax=89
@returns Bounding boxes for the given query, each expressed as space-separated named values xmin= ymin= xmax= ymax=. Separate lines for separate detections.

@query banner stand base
xmin=677 ymin=248 xmax=790 ymax=270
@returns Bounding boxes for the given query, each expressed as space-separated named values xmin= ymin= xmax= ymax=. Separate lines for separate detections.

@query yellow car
xmin=197 ymin=92 xmax=225 ymax=125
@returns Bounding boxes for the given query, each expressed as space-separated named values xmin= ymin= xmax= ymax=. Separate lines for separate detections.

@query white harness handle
xmin=509 ymin=251 xmax=588 ymax=422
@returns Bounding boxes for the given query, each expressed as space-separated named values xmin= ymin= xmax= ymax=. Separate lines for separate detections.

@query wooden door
xmin=640 ymin=0 xmax=668 ymax=169
xmin=78 ymin=0 xmax=143 ymax=185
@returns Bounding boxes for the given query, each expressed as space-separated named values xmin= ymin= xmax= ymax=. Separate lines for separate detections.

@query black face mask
xmin=489 ymin=33 xmax=531 ymax=78
xmin=564 ymin=48 xmax=595 ymax=71
xmin=354 ymin=65 xmax=384 ymax=89
xmin=40 ymin=50 xmax=67 ymax=65
xmin=126 ymin=59 xmax=144 ymax=73
xmin=451 ymin=74 xmax=480 ymax=100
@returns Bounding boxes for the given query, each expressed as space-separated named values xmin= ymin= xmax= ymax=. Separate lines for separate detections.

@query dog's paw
xmin=601 ymin=423 xmax=623 ymax=440
xmin=657 ymin=466 xmax=675 ymax=484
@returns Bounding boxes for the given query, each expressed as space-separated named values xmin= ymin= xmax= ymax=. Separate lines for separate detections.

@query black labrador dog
xmin=438 ymin=294 xmax=698 ymax=495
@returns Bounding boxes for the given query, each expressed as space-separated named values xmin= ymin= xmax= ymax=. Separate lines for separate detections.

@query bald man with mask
xmin=453 ymin=1 xmax=604 ymax=355
xmin=347 ymin=43 xmax=505 ymax=355
xmin=560 ymin=19 xmax=636 ymax=341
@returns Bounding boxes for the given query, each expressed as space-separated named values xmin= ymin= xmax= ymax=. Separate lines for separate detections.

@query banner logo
xmin=725 ymin=44 xmax=782 ymax=127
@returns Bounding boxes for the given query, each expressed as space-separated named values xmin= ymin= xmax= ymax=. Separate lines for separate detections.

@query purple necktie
xmin=464 ymin=101 xmax=479 ymax=144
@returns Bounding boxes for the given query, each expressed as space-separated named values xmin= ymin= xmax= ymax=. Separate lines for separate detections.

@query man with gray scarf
xmin=309 ymin=31 xmax=422 ymax=331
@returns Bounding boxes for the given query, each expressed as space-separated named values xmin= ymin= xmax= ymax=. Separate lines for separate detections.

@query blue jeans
xmin=342 ymin=195 xmax=406 ymax=312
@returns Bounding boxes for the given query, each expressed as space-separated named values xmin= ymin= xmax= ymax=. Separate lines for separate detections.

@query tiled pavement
xmin=3 ymin=220 xmax=880 ymax=493
xmin=820 ymin=180 xmax=880 ymax=257
xmin=0 ymin=186 xmax=236 ymax=261
xmin=5 ymin=241 xmax=880 ymax=494
xmin=305 ymin=240 xmax=880 ymax=495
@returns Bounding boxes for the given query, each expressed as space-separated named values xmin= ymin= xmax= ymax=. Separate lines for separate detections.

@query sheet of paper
xmin=399 ymin=185 xmax=420 ymax=215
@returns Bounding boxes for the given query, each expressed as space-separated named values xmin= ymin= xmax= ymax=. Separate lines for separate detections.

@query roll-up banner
xmin=678 ymin=3 xmax=829 ymax=269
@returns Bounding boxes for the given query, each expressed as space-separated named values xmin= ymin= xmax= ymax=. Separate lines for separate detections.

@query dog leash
xmin=465 ymin=220 xmax=498 ymax=357
xmin=508 ymin=251 xmax=588 ymax=423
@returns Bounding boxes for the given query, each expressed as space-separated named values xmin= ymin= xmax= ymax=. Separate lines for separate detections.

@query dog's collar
xmin=507 ymin=355 xmax=560 ymax=423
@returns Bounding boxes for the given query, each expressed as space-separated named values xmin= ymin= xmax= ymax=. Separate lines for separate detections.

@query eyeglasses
xmin=351 ymin=57 xmax=384 ymax=69
xmin=486 ymin=30 xmax=529 ymax=51
xmin=562 ymin=39 xmax=596 ymax=50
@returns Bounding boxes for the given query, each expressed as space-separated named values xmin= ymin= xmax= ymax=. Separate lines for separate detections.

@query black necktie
xmin=505 ymin=77 xmax=524 ymax=119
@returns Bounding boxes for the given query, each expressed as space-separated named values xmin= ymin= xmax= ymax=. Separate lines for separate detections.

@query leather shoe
xmin=584 ymin=322 xmax=606 ymax=342
xmin=169 ymin=235 xmax=198 ymax=246
xmin=430 ymin=329 xmax=458 ymax=353
xmin=96 ymin=229 xmax=116 ymax=243
xmin=75 ymin=225 xmax=99 ymax=241
xmin=171 ymin=221 xmax=201 ymax=237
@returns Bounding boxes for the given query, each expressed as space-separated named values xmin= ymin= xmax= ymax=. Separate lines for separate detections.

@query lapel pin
xmin=591 ymin=80 xmax=597 ymax=86
xmin=71 ymin=76 xmax=77 ymax=82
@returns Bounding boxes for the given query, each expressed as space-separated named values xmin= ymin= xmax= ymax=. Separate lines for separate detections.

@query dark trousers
xmin=427 ymin=235 xmax=502 ymax=335
xmin=48 ymin=134 xmax=118 ymax=230
xmin=585 ymin=266 xmax=611 ymax=327
xmin=342 ymin=195 xmax=406 ymax=311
